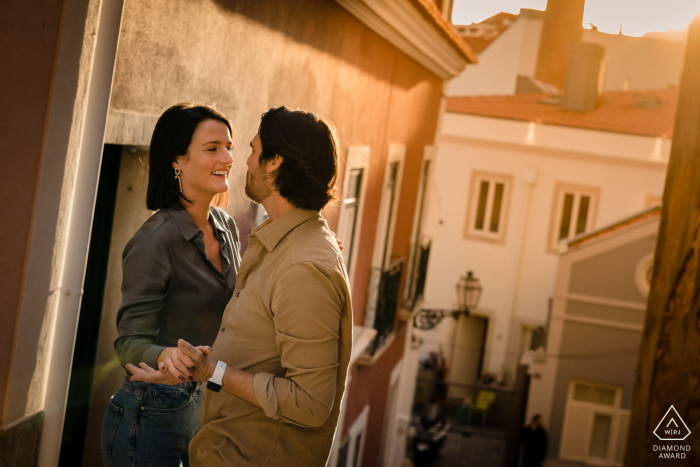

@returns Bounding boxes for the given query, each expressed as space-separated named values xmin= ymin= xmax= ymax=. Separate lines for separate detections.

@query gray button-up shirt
xmin=115 ymin=204 xmax=241 ymax=370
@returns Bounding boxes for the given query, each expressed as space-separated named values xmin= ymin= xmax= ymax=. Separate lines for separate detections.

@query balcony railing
xmin=369 ymin=257 xmax=405 ymax=354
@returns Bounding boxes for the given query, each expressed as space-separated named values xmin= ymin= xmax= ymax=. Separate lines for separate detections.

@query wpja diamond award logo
xmin=652 ymin=406 xmax=691 ymax=459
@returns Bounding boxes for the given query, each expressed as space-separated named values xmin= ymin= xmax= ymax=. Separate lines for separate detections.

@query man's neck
xmin=261 ymin=192 xmax=295 ymax=222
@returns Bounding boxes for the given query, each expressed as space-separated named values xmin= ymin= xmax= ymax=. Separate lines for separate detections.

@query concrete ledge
xmin=0 ymin=411 xmax=44 ymax=467
xmin=104 ymin=109 xmax=159 ymax=146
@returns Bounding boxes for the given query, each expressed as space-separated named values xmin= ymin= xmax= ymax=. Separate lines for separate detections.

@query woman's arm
xmin=114 ymin=229 xmax=171 ymax=370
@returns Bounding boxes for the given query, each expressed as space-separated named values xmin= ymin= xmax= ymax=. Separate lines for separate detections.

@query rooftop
xmin=409 ymin=0 xmax=478 ymax=63
xmin=446 ymin=88 xmax=678 ymax=138
xmin=455 ymin=12 xmax=518 ymax=55
xmin=567 ymin=206 xmax=662 ymax=250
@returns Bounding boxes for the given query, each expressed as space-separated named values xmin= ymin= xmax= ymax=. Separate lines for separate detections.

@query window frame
xmin=547 ymin=182 xmax=600 ymax=253
xmin=337 ymin=146 xmax=370 ymax=289
xmin=463 ymin=170 xmax=514 ymax=244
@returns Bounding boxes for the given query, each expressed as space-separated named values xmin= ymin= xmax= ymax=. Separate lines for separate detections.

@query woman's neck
xmin=182 ymin=195 xmax=214 ymax=230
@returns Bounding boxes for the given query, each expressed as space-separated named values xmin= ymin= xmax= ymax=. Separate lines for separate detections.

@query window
xmin=337 ymin=146 xmax=370 ymax=282
xmin=338 ymin=168 xmax=364 ymax=270
xmin=337 ymin=405 xmax=369 ymax=467
xmin=548 ymin=183 xmax=599 ymax=252
xmin=405 ymin=155 xmax=432 ymax=308
xmin=559 ymin=381 xmax=629 ymax=466
xmin=464 ymin=171 xmax=513 ymax=243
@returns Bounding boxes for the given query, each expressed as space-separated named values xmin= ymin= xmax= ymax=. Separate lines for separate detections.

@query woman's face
xmin=174 ymin=119 xmax=233 ymax=200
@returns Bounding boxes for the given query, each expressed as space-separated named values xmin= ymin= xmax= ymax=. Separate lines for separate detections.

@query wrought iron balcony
xmin=368 ymin=257 xmax=405 ymax=354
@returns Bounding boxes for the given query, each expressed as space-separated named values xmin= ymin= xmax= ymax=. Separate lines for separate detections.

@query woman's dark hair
xmin=258 ymin=106 xmax=339 ymax=211
xmin=146 ymin=102 xmax=232 ymax=210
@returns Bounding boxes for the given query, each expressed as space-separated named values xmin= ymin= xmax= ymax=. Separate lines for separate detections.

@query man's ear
xmin=265 ymin=154 xmax=283 ymax=173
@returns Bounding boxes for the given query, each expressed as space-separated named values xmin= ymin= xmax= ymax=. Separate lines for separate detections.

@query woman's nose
xmin=222 ymin=148 xmax=234 ymax=164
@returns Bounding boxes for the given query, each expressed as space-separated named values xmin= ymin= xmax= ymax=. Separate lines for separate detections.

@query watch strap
xmin=206 ymin=360 xmax=227 ymax=392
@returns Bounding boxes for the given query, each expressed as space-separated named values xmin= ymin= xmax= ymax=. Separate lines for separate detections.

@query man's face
xmin=245 ymin=133 xmax=272 ymax=204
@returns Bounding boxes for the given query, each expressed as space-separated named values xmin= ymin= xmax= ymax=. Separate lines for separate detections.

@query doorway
xmin=58 ymin=145 xmax=153 ymax=466
xmin=58 ymin=144 xmax=122 ymax=466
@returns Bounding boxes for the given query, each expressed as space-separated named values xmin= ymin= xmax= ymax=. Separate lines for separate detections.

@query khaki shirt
xmin=190 ymin=209 xmax=353 ymax=467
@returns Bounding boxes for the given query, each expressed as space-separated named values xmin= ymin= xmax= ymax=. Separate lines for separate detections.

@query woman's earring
xmin=174 ymin=167 xmax=182 ymax=192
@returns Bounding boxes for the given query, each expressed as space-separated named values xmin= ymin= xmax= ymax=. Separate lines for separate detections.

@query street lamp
xmin=412 ymin=271 xmax=482 ymax=330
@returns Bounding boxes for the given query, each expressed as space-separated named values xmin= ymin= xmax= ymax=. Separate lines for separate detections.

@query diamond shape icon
xmin=654 ymin=406 xmax=691 ymax=441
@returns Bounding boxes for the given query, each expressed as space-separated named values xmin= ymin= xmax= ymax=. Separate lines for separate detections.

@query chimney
xmin=562 ymin=42 xmax=605 ymax=112
xmin=534 ymin=0 xmax=586 ymax=89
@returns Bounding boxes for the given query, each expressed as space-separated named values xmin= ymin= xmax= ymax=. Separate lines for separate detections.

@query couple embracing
xmin=101 ymin=103 xmax=353 ymax=467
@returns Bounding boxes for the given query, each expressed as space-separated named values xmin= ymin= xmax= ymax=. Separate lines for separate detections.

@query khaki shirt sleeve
xmin=253 ymin=261 xmax=345 ymax=428
xmin=114 ymin=229 xmax=171 ymax=369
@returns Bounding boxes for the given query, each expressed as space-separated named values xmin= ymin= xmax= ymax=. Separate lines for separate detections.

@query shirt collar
xmin=209 ymin=208 xmax=231 ymax=235
xmin=252 ymin=208 xmax=319 ymax=252
xmin=167 ymin=204 xmax=228 ymax=241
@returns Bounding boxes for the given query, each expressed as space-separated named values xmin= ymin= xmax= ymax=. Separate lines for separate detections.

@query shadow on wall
xmin=210 ymin=0 xmax=416 ymax=90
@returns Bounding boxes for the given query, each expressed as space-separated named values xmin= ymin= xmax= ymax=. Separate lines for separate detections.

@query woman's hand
xmin=126 ymin=362 xmax=182 ymax=385
xmin=128 ymin=345 xmax=212 ymax=385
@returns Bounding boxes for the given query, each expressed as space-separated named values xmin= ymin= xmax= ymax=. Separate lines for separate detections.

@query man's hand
xmin=128 ymin=344 xmax=212 ymax=385
xmin=177 ymin=339 xmax=217 ymax=382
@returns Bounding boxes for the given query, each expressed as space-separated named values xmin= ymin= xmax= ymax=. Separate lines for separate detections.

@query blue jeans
xmin=101 ymin=378 xmax=203 ymax=467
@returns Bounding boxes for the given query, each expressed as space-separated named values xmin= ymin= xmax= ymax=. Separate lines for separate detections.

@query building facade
xmin=390 ymin=86 xmax=673 ymax=463
xmin=449 ymin=6 xmax=686 ymax=97
xmin=527 ymin=208 xmax=660 ymax=467
xmin=0 ymin=1 xmax=475 ymax=466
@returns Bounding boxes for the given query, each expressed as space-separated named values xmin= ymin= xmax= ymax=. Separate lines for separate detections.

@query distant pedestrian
xmin=521 ymin=414 xmax=547 ymax=467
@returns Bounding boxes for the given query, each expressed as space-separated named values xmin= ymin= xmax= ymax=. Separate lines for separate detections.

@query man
xmin=128 ymin=106 xmax=353 ymax=467
xmin=521 ymin=414 xmax=548 ymax=467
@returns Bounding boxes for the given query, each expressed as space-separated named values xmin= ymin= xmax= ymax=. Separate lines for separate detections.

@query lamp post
xmin=412 ymin=271 xmax=482 ymax=330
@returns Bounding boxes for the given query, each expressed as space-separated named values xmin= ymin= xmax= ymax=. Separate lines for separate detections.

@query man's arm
xmin=252 ymin=261 xmax=344 ymax=427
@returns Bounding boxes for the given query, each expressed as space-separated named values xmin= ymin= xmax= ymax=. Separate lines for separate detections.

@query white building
xmin=449 ymin=8 xmax=686 ymax=97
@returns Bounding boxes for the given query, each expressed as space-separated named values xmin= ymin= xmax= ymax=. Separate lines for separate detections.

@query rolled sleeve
xmin=263 ymin=261 xmax=345 ymax=428
xmin=114 ymin=229 xmax=171 ymax=369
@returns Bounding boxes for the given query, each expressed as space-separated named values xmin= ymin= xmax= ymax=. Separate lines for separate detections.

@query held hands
xmin=126 ymin=340 xmax=216 ymax=385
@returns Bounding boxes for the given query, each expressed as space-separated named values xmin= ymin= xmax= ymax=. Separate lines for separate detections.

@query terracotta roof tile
xmin=446 ymin=88 xmax=678 ymax=138
xmin=408 ymin=0 xmax=478 ymax=63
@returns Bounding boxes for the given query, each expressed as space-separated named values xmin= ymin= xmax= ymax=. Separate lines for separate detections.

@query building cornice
xmin=333 ymin=0 xmax=475 ymax=79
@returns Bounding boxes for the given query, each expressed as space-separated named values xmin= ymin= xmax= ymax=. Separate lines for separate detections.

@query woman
xmin=100 ymin=103 xmax=241 ymax=467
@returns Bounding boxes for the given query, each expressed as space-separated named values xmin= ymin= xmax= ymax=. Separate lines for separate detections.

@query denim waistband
xmin=120 ymin=376 xmax=199 ymax=394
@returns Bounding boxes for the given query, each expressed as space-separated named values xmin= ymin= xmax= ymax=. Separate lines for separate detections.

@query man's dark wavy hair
xmin=257 ymin=106 xmax=339 ymax=211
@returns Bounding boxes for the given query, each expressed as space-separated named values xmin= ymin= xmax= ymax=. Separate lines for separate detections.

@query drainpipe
xmin=37 ymin=1 xmax=123 ymax=465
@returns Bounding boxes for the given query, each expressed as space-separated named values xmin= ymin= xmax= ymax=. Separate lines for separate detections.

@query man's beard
xmin=244 ymin=168 xmax=271 ymax=204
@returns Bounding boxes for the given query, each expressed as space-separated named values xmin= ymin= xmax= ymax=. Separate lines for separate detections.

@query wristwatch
xmin=206 ymin=360 xmax=227 ymax=392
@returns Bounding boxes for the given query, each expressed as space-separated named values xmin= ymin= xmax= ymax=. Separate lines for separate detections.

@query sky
xmin=452 ymin=0 xmax=700 ymax=37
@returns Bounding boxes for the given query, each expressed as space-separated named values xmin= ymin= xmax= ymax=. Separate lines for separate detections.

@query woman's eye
xmin=208 ymin=147 xmax=217 ymax=152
